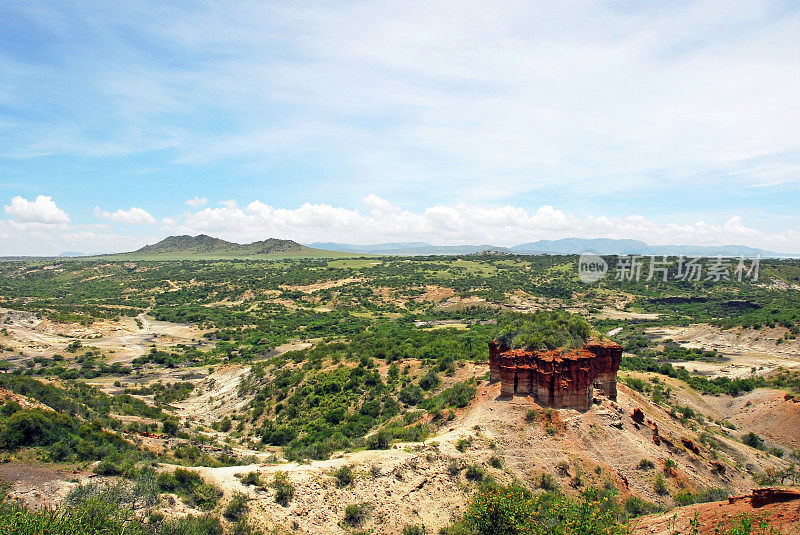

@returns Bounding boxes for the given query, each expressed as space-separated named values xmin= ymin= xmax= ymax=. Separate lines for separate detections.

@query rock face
xmin=488 ymin=338 xmax=622 ymax=410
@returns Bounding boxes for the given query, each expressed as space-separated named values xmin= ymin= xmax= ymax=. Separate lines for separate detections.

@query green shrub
xmin=495 ymin=311 xmax=591 ymax=351
xmin=1 ymin=409 xmax=72 ymax=448
xmin=94 ymin=458 xmax=122 ymax=476
xmin=271 ymin=472 xmax=294 ymax=506
xmin=461 ymin=484 xmax=625 ymax=535
xmin=637 ymin=458 xmax=655 ymax=470
xmin=223 ymin=493 xmax=248 ymax=521
xmin=419 ymin=370 xmax=441 ymax=391
xmin=333 ymin=465 xmax=354 ymax=487
xmin=538 ymin=473 xmax=558 ymax=491
xmin=157 ymin=471 xmax=179 ymax=491
xmin=162 ymin=420 xmax=179 ymax=436
xmin=192 ymin=483 xmax=222 ymax=510
xmin=623 ymin=496 xmax=660 ymax=518
xmin=654 ymin=474 xmax=668 ymax=495
xmin=366 ymin=431 xmax=391 ymax=450
xmin=465 ymin=465 xmax=485 ymax=482
xmin=240 ymin=471 xmax=262 ymax=487
xmin=742 ymin=432 xmax=765 ymax=450
xmin=343 ymin=503 xmax=370 ymax=526
xmin=399 ymin=385 xmax=425 ymax=405
xmin=159 ymin=515 xmax=224 ymax=535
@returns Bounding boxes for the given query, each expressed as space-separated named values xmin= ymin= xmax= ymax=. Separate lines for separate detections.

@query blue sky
xmin=1 ymin=1 xmax=799 ymax=255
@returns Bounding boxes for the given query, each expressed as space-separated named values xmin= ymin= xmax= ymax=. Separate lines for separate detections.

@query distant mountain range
xmin=97 ymin=235 xmax=342 ymax=259
xmin=133 ymin=235 xmax=310 ymax=256
xmin=308 ymin=238 xmax=795 ymax=258
xmin=4 ymin=235 xmax=793 ymax=260
xmin=308 ymin=242 xmax=508 ymax=255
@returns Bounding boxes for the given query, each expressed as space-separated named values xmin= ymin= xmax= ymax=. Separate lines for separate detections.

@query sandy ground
xmin=0 ymin=308 xmax=208 ymax=364
xmin=0 ymin=462 xmax=87 ymax=508
xmin=174 ymin=443 xmax=473 ymax=534
xmin=699 ymin=389 xmax=800 ymax=450
xmin=280 ymin=278 xmax=363 ymax=294
xmin=172 ymin=342 xmax=311 ymax=429
xmin=596 ymin=308 xmax=660 ymax=320
xmin=648 ymin=324 xmax=800 ymax=367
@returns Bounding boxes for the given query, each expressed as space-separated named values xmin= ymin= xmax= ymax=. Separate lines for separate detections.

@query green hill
xmin=101 ymin=234 xmax=356 ymax=260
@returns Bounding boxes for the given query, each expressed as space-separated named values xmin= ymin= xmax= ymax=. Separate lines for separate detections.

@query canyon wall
xmin=488 ymin=338 xmax=622 ymax=411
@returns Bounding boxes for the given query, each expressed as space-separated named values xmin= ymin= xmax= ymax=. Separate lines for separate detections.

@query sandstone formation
xmin=488 ymin=338 xmax=622 ymax=410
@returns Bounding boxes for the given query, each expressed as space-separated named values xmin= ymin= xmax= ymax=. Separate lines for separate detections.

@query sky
xmin=1 ymin=0 xmax=799 ymax=255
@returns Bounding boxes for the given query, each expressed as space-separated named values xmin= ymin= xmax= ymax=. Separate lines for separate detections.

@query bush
xmin=654 ymin=474 xmax=668 ymax=495
xmin=157 ymin=471 xmax=179 ymax=492
xmin=271 ymin=472 xmax=294 ymax=506
xmin=624 ymin=496 xmax=660 ymax=518
xmin=637 ymin=458 xmax=655 ymax=470
xmin=240 ymin=471 xmax=262 ymax=487
xmin=223 ymin=493 xmax=248 ymax=521
xmin=399 ymin=385 xmax=425 ymax=405
xmin=174 ymin=468 xmax=203 ymax=491
xmin=343 ymin=503 xmax=370 ymax=526
xmin=192 ymin=483 xmax=222 ymax=510
xmin=94 ymin=458 xmax=122 ymax=476
xmin=162 ymin=420 xmax=179 ymax=436
xmin=448 ymin=459 xmax=462 ymax=476
xmin=742 ymin=432 xmax=765 ymax=450
xmin=461 ymin=484 xmax=624 ymax=535
xmin=217 ymin=417 xmax=232 ymax=432
xmin=768 ymin=447 xmax=784 ymax=458
xmin=419 ymin=370 xmax=440 ymax=391
xmin=663 ymin=458 xmax=677 ymax=476
xmin=495 ymin=311 xmax=591 ymax=351
xmin=538 ymin=473 xmax=558 ymax=491
xmin=673 ymin=487 xmax=730 ymax=507
xmin=403 ymin=525 xmax=427 ymax=535
xmin=366 ymin=431 xmax=391 ymax=450
xmin=333 ymin=465 xmax=354 ymax=487
xmin=465 ymin=465 xmax=485 ymax=482
xmin=160 ymin=515 xmax=224 ymax=535
xmin=1 ymin=409 xmax=72 ymax=448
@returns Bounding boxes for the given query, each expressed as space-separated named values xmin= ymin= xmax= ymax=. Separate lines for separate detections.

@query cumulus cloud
xmin=172 ymin=195 xmax=800 ymax=253
xmin=94 ymin=206 xmax=157 ymax=225
xmin=186 ymin=196 xmax=208 ymax=207
xmin=4 ymin=195 xmax=70 ymax=224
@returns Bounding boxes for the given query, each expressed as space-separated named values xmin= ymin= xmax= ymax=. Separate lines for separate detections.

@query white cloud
xmin=94 ymin=206 xmax=157 ymax=225
xmin=4 ymin=1 xmax=797 ymax=203
xmin=173 ymin=195 xmax=800 ymax=253
xmin=186 ymin=196 xmax=208 ymax=207
xmin=4 ymin=195 xmax=70 ymax=224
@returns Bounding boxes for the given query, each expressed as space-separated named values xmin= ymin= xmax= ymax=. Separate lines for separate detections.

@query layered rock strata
xmin=488 ymin=338 xmax=622 ymax=410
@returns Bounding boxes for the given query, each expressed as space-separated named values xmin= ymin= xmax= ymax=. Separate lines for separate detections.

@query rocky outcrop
xmin=729 ymin=487 xmax=800 ymax=508
xmin=488 ymin=338 xmax=622 ymax=411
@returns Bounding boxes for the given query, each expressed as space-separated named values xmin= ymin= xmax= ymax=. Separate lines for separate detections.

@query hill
xmin=105 ymin=234 xmax=355 ymax=259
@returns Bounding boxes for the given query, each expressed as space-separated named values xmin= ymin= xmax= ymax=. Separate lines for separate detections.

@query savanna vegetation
xmin=0 ymin=253 xmax=797 ymax=532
